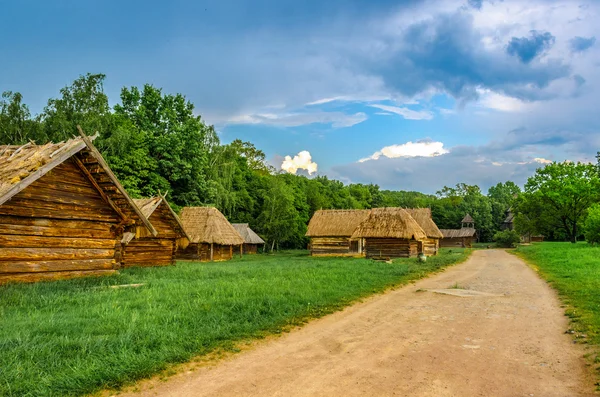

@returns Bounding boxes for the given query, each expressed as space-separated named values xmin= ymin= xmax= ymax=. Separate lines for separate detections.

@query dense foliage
xmin=584 ymin=204 xmax=600 ymax=244
xmin=3 ymin=73 xmax=600 ymax=246
xmin=493 ymin=230 xmax=521 ymax=248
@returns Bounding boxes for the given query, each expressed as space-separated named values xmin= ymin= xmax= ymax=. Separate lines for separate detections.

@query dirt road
xmin=122 ymin=250 xmax=595 ymax=396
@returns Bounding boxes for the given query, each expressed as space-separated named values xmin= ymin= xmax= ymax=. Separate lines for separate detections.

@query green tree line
xmin=3 ymin=73 xmax=599 ymax=247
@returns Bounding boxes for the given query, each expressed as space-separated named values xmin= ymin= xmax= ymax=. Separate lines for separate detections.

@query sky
xmin=1 ymin=0 xmax=599 ymax=193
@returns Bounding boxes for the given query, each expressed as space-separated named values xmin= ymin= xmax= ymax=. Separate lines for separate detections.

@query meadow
xmin=515 ymin=243 xmax=600 ymax=367
xmin=0 ymin=249 xmax=469 ymax=397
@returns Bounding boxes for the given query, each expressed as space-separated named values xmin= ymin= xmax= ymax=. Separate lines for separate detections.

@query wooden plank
xmin=0 ymin=204 xmax=119 ymax=222
xmin=0 ymin=235 xmax=116 ymax=249
xmin=0 ymin=259 xmax=116 ymax=273
xmin=0 ymin=215 xmax=114 ymax=231
xmin=0 ymin=248 xmax=115 ymax=261
xmin=0 ymin=269 xmax=117 ymax=284
xmin=0 ymin=223 xmax=114 ymax=239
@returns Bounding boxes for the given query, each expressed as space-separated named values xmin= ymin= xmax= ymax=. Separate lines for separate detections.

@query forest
xmin=2 ymin=73 xmax=599 ymax=248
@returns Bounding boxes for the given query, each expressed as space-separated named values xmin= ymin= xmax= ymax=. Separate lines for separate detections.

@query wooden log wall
xmin=440 ymin=237 xmax=473 ymax=248
xmin=243 ymin=244 xmax=259 ymax=254
xmin=0 ymin=160 xmax=123 ymax=283
xmin=122 ymin=239 xmax=175 ymax=267
xmin=174 ymin=243 xmax=238 ymax=261
xmin=365 ymin=238 xmax=419 ymax=258
xmin=420 ymin=238 xmax=439 ymax=256
xmin=309 ymin=237 xmax=351 ymax=256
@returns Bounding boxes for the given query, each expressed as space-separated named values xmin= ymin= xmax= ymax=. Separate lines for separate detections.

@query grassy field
xmin=0 ymin=249 xmax=469 ymax=397
xmin=514 ymin=242 xmax=600 ymax=365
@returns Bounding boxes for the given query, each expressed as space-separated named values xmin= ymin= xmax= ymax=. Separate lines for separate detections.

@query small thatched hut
xmin=232 ymin=223 xmax=264 ymax=254
xmin=122 ymin=196 xmax=190 ymax=267
xmin=305 ymin=209 xmax=370 ymax=256
xmin=439 ymin=228 xmax=477 ymax=248
xmin=177 ymin=207 xmax=244 ymax=261
xmin=351 ymin=208 xmax=427 ymax=259
xmin=405 ymin=208 xmax=443 ymax=256
xmin=0 ymin=132 xmax=156 ymax=283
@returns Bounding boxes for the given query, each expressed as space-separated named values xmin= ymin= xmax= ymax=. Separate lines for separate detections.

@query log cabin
xmin=122 ymin=195 xmax=190 ymax=267
xmin=305 ymin=209 xmax=370 ymax=256
xmin=176 ymin=207 xmax=244 ymax=261
xmin=405 ymin=208 xmax=443 ymax=256
xmin=231 ymin=223 xmax=264 ymax=254
xmin=0 ymin=133 xmax=156 ymax=284
xmin=439 ymin=228 xmax=477 ymax=248
xmin=351 ymin=208 xmax=427 ymax=259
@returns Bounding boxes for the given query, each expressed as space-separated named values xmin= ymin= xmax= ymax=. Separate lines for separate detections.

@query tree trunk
xmin=571 ymin=223 xmax=577 ymax=243
xmin=271 ymin=240 xmax=275 ymax=253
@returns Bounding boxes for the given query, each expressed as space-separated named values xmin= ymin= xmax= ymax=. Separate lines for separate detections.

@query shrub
xmin=584 ymin=204 xmax=600 ymax=244
xmin=493 ymin=230 xmax=521 ymax=248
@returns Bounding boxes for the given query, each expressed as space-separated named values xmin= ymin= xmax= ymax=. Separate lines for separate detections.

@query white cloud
xmin=476 ymin=88 xmax=532 ymax=112
xmin=360 ymin=141 xmax=450 ymax=162
xmin=226 ymin=111 xmax=367 ymax=128
xmin=281 ymin=151 xmax=318 ymax=175
xmin=533 ymin=157 xmax=552 ymax=164
xmin=369 ymin=104 xmax=434 ymax=120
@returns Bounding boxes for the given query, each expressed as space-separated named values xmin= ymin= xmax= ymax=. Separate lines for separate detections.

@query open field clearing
xmin=0 ymin=249 xmax=468 ymax=397
xmin=515 ymin=242 xmax=600 ymax=379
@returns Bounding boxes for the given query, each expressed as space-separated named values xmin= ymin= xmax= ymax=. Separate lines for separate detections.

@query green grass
xmin=0 ymin=249 xmax=469 ymax=397
xmin=514 ymin=242 xmax=600 ymax=368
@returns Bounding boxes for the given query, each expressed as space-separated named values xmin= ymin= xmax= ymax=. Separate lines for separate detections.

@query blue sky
xmin=1 ymin=0 xmax=599 ymax=193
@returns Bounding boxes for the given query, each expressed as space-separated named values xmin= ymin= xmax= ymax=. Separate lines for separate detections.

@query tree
xmin=493 ymin=230 xmax=521 ymax=248
xmin=488 ymin=181 xmax=521 ymax=227
xmin=0 ymin=91 xmax=41 ymax=144
xmin=520 ymin=162 xmax=600 ymax=243
xmin=584 ymin=204 xmax=600 ymax=244
xmin=257 ymin=177 xmax=300 ymax=251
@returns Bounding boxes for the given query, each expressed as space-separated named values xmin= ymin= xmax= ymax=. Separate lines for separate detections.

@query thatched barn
xmin=177 ymin=207 xmax=244 ymax=261
xmin=121 ymin=195 xmax=190 ymax=267
xmin=439 ymin=228 xmax=477 ymax=248
xmin=305 ymin=209 xmax=370 ymax=256
xmin=232 ymin=223 xmax=264 ymax=254
xmin=0 ymin=133 xmax=156 ymax=283
xmin=405 ymin=208 xmax=443 ymax=256
xmin=351 ymin=208 xmax=427 ymax=259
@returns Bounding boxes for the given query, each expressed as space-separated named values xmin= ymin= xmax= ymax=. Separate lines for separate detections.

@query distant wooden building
xmin=122 ymin=196 xmax=190 ymax=267
xmin=305 ymin=209 xmax=370 ymax=256
xmin=501 ymin=209 xmax=514 ymax=231
xmin=176 ymin=207 xmax=244 ymax=261
xmin=405 ymin=208 xmax=443 ymax=256
xmin=440 ymin=213 xmax=477 ymax=248
xmin=351 ymin=208 xmax=427 ymax=259
xmin=232 ymin=223 xmax=264 ymax=254
xmin=0 ymin=134 xmax=156 ymax=284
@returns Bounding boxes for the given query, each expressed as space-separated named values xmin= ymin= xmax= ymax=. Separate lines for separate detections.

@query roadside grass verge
xmin=514 ymin=242 xmax=600 ymax=377
xmin=0 ymin=248 xmax=469 ymax=397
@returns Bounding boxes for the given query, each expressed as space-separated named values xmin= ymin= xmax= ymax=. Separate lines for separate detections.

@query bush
xmin=493 ymin=230 xmax=521 ymax=248
xmin=584 ymin=204 xmax=600 ymax=244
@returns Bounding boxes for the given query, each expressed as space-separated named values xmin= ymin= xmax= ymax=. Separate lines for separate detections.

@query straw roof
xmin=405 ymin=208 xmax=444 ymax=239
xmin=440 ymin=228 xmax=477 ymax=238
xmin=306 ymin=209 xmax=371 ymax=237
xmin=133 ymin=196 xmax=189 ymax=240
xmin=0 ymin=135 xmax=156 ymax=235
xmin=232 ymin=223 xmax=265 ymax=244
xmin=351 ymin=207 xmax=427 ymax=240
xmin=462 ymin=214 xmax=475 ymax=223
xmin=180 ymin=207 xmax=244 ymax=245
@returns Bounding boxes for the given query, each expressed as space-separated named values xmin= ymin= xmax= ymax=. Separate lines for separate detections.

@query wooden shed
xmin=122 ymin=196 xmax=190 ymax=267
xmin=439 ymin=228 xmax=477 ymax=248
xmin=176 ymin=207 xmax=244 ymax=261
xmin=0 ymin=134 xmax=156 ymax=284
xmin=405 ymin=208 xmax=443 ymax=256
xmin=231 ymin=223 xmax=264 ymax=254
xmin=305 ymin=209 xmax=370 ymax=256
xmin=351 ymin=208 xmax=427 ymax=259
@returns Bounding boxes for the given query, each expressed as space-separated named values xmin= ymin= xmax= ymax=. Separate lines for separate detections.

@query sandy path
xmin=122 ymin=250 xmax=595 ymax=397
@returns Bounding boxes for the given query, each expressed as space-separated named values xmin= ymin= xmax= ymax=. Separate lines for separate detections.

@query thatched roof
xmin=0 ymin=134 xmax=156 ymax=235
xmin=462 ymin=214 xmax=474 ymax=223
xmin=133 ymin=196 xmax=189 ymax=240
xmin=440 ymin=228 xmax=477 ymax=238
xmin=306 ymin=209 xmax=371 ymax=237
xmin=180 ymin=207 xmax=244 ymax=245
xmin=351 ymin=207 xmax=427 ymax=240
xmin=405 ymin=208 xmax=444 ymax=239
xmin=232 ymin=224 xmax=265 ymax=244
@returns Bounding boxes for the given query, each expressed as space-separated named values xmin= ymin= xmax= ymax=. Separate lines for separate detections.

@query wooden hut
xmin=405 ymin=208 xmax=443 ymax=256
xmin=121 ymin=195 xmax=190 ymax=267
xmin=0 ymin=133 xmax=156 ymax=284
xmin=232 ymin=223 xmax=264 ymax=254
xmin=305 ymin=209 xmax=370 ymax=256
xmin=351 ymin=208 xmax=427 ymax=259
xmin=439 ymin=228 xmax=477 ymax=248
xmin=501 ymin=209 xmax=514 ymax=231
xmin=176 ymin=207 xmax=244 ymax=261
